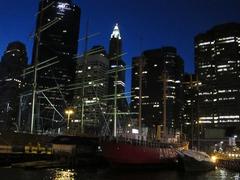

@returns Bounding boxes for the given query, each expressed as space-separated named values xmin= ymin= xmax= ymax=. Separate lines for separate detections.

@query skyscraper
xmin=108 ymin=23 xmax=128 ymax=113
xmin=195 ymin=23 xmax=240 ymax=137
xmin=0 ymin=41 xmax=28 ymax=131
xmin=131 ymin=47 xmax=184 ymax=135
xmin=30 ymin=0 xmax=80 ymax=132
xmin=73 ymin=46 xmax=109 ymax=135
xmin=182 ymin=74 xmax=198 ymax=139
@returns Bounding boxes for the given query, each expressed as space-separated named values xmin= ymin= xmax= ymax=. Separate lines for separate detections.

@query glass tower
xmin=30 ymin=0 xmax=80 ymax=132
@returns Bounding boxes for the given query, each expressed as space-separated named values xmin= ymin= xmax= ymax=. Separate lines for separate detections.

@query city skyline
xmin=1 ymin=0 xmax=240 ymax=93
xmin=1 ymin=1 xmax=240 ymax=173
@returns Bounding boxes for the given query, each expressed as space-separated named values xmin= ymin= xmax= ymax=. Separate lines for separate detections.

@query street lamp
xmin=65 ymin=109 xmax=74 ymax=132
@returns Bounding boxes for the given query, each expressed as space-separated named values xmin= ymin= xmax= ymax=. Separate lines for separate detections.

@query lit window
xmin=198 ymin=42 xmax=211 ymax=46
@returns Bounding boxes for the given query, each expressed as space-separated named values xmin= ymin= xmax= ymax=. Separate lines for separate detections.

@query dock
xmin=11 ymin=160 xmax=66 ymax=169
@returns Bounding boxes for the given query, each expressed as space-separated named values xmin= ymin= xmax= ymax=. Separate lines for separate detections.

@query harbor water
xmin=0 ymin=167 xmax=239 ymax=180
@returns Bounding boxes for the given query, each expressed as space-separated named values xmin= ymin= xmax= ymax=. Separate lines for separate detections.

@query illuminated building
xmin=0 ymin=41 xmax=28 ymax=131
xmin=195 ymin=23 xmax=240 ymax=136
xmin=108 ymin=23 xmax=128 ymax=113
xmin=30 ymin=0 xmax=80 ymax=131
xmin=131 ymin=47 xmax=184 ymax=134
xmin=182 ymin=74 xmax=198 ymax=138
xmin=72 ymin=46 xmax=109 ymax=135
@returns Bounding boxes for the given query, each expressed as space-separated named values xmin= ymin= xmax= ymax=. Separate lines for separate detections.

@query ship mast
xmin=138 ymin=56 xmax=143 ymax=134
xmin=111 ymin=23 xmax=121 ymax=138
xmin=108 ymin=24 xmax=131 ymax=137
xmin=163 ymin=70 xmax=167 ymax=138
xmin=113 ymin=66 xmax=118 ymax=137
xmin=30 ymin=1 xmax=61 ymax=134
xmin=80 ymin=20 xmax=90 ymax=134
xmin=30 ymin=1 xmax=45 ymax=134
xmin=196 ymin=75 xmax=200 ymax=150
xmin=190 ymin=75 xmax=194 ymax=148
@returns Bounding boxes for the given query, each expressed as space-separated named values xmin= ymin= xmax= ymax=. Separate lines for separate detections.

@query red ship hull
xmin=102 ymin=139 xmax=185 ymax=167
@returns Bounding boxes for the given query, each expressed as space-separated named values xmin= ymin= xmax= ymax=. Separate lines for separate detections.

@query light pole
xmin=65 ymin=109 xmax=74 ymax=133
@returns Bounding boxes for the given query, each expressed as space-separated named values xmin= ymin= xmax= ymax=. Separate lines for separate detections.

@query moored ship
xmin=101 ymin=58 xmax=189 ymax=168
xmin=102 ymin=137 xmax=188 ymax=167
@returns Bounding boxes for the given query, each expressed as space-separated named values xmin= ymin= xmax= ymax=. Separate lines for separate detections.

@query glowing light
xmin=53 ymin=169 xmax=75 ymax=180
xmin=65 ymin=109 xmax=74 ymax=115
xmin=132 ymin=129 xmax=139 ymax=134
xmin=111 ymin=23 xmax=121 ymax=39
xmin=211 ymin=155 xmax=217 ymax=163
xmin=57 ymin=2 xmax=71 ymax=15
xmin=198 ymin=42 xmax=211 ymax=46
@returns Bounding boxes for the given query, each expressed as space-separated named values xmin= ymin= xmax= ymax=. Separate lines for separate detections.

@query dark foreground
xmin=0 ymin=167 xmax=239 ymax=180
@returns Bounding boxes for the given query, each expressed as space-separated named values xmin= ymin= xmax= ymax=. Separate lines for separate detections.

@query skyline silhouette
xmin=1 ymin=0 xmax=240 ymax=92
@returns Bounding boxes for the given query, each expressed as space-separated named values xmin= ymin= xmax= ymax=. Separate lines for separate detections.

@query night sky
xmin=1 ymin=0 xmax=240 ymax=93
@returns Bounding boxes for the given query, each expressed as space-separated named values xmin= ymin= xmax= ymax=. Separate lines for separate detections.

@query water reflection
xmin=219 ymin=169 xmax=228 ymax=179
xmin=47 ymin=168 xmax=240 ymax=180
xmin=234 ymin=173 xmax=240 ymax=180
xmin=0 ymin=167 xmax=240 ymax=180
xmin=52 ymin=169 xmax=75 ymax=180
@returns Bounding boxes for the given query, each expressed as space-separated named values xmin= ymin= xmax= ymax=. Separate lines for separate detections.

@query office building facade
xmin=131 ymin=47 xmax=184 ymax=135
xmin=182 ymin=74 xmax=198 ymax=138
xmin=195 ymin=23 xmax=240 ymax=136
xmin=0 ymin=41 xmax=28 ymax=131
xmin=72 ymin=46 xmax=109 ymax=135
xmin=108 ymin=23 xmax=128 ymax=113
xmin=30 ymin=0 xmax=80 ymax=132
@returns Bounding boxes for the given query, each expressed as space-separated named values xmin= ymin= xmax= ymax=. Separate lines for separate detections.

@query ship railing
xmin=118 ymin=137 xmax=172 ymax=148
xmin=107 ymin=136 xmax=148 ymax=146
xmin=101 ymin=136 xmax=182 ymax=149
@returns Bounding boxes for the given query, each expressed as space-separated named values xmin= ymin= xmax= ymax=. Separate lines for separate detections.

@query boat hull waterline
xmin=102 ymin=139 xmax=188 ymax=167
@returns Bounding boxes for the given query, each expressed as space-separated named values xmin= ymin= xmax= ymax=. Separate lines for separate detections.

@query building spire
xmin=111 ymin=23 xmax=121 ymax=40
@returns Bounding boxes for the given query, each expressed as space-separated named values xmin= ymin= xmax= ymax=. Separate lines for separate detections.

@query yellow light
xmin=65 ymin=108 xmax=74 ymax=132
xmin=211 ymin=155 xmax=217 ymax=163
xmin=65 ymin=109 xmax=74 ymax=115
